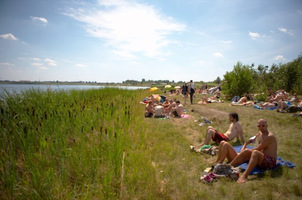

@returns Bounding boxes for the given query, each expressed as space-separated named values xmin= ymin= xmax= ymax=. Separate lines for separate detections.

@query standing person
xmin=201 ymin=112 xmax=245 ymax=146
xmin=181 ymin=83 xmax=188 ymax=105
xmin=188 ymin=80 xmax=195 ymax=104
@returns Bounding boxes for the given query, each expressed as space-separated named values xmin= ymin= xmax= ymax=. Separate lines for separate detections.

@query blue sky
xmin=0 ymin=0 xmax=301 ymax=83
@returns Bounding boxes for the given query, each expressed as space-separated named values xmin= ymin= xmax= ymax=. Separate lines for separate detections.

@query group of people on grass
xmin=196 ymin=112 xmax=277 ymax=183
xmin=145 ymin=96 xmax=184 ymax=118
xmin=229 ymin=88 xmax=302 ymax=116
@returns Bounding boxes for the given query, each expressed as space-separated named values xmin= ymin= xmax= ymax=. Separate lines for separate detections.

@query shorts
xmin=172 ymin=110 xmax=179 ymax=117
xmin=260 ymin=154 xmax=276 ymax=169
xmin=212 ymin=130 xmax=229 ymax=143
xmin=145 ymin=112 xmax=153 ymax=118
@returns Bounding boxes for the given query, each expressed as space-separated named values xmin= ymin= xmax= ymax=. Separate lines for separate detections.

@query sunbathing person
xmin=279 ymin=101 xmax=302 ymax=113
xmin=259 ymin=102 xmax=278 ymax=109
xmin=154 ymin=103 xmax=165 ymax=118
xmin=231 ymin=95 xmax=254 ymax=106
xmin=268 ymin=90 xmax=287 ymax=103
xmin=266 ymin=88 xmax=276 ymax=102
xmin=164 ymin=99 xmax=175 ymax=116
xmin=214 ymin=119 xmax=277 ymax=183
xmin=200 ymin=112 xmax=245 ymax=146
xmin=171 ymin=100 xmax=184 ymax=117
xmin=145 ymin=100 xmax=154 ymax=118
xmin=162 ymin=98 xmax=170 ymax=109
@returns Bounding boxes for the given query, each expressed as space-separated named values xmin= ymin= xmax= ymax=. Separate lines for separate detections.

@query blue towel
xmin=233 ymin=146 xmax=295 ymax=175
xmin=253 ymin=105 xmax=277 ymax=110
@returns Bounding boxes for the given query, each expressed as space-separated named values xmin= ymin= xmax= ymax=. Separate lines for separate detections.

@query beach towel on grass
xmin=233 ymin=145 xmax=295 ymax=175
xmin=253 ymin=105 xmax=277 ymax=110
xmin=181 ymin=114 xmax=192 ymax=119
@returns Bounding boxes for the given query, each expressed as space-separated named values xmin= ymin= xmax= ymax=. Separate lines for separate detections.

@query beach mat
xmin=233 ymin=145 xmax=295 ymax=175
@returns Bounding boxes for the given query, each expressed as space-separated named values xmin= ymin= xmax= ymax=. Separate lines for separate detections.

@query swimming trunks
xmin=260 ymin=154 xmax=277 ymax=169
xmin=172 ymin=110 xmax=179 ymax=117
xmin=212 ymin=130 xmax=229 ymax=143
xmin=145 ymin=112 xmax=153 ymax=118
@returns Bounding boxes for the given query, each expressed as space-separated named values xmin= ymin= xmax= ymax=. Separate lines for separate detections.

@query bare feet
xmin=237 ymin=176 xmax=247 ymax=183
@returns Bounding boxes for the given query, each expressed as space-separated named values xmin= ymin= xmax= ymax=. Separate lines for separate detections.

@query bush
xmin=223 ymin=62 xmax=255 ymax=98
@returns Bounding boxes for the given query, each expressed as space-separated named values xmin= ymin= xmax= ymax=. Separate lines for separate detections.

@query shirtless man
xmin=164 ymin=99 xmax=175 ymax=116
xmin=145 ymin=100 xmax=154 ymax=118
xmin=201 ymin=112 xmax=245 ymax=146
xmin=171 ymin=100 xmax=184 ymax=117
xmin=214 ymin=119 xmax=277 ymax=183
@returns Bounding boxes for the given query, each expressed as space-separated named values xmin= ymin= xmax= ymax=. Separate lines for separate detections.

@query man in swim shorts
xmin=213 ymin=119 xmax=277 ymax=183
xmin=171 ymin=100 xmax=184 ymax=117
xmin=229 ymin=119 xmax=277 ymax=183
xmin=145 ymin=100 xmax=154 ymax=118
xmin=201 ymin=112 xmax=245 ymax=146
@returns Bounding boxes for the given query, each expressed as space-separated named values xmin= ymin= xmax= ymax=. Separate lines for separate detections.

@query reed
xmin=1 ymin=88 xmax=301 ymax=199
xmin=0 ymin=88 xmax=149 ymax=199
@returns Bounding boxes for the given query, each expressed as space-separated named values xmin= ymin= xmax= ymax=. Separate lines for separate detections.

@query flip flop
xmin=201 ymin=175 xmax=213 ymax=183
xmin=207 ymin=172 xmax=218 ymax=179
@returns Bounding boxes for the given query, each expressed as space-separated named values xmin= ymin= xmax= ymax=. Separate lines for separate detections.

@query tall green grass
xmin=1 ymin=88 xmax=302 ymax=199
xmin=0 ymin=88 xmax=150 ymax=199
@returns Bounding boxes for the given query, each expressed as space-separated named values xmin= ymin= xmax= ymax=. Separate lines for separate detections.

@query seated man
xmin=201 ymin=112 xmax=245 ymax=146
xmin=162 ymin=98 xmax=170 ymax=109
xmin=171 ymin=100 xmax=184 ymax=117
xmin=214 ymin=119 xmax=277 ymax=183
xmin=145 ymin=100 xmax=154 ymax=118
xmin=164 ymin=99 xmax=175 ymax=116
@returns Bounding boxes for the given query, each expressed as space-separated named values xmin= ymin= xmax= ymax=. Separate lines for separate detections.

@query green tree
xmin=214 ymin=77 xmax=221 ymax=84
xmin=223 ymin=62 xmax=255 ymax=98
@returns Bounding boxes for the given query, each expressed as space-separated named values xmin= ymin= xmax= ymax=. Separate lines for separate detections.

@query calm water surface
xmin=0 ymin=84 xmax=148 ymax=94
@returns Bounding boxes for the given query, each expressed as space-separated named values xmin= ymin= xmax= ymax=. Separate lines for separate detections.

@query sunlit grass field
xmin=0 ymin=88 xmax=301 ymax=199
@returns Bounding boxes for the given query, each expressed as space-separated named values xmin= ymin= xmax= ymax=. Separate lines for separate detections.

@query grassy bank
xmin=0 ymin=89 xmax=301 ymax=199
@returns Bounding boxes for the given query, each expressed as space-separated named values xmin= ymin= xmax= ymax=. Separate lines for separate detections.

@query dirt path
xmin=171 ymin=105 xmax=230 ymax=149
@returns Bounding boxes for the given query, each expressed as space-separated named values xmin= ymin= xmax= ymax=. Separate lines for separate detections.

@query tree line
xmin=223 ymin=54 xmax=302 ymax=98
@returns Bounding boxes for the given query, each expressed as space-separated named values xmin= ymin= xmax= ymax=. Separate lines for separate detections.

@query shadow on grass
xmin=255 ymin=165 xmax=283 ymax=179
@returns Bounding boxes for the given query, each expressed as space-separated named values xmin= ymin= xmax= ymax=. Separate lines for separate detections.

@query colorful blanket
xmin=233 ymin=145 xmax=295 ymax=175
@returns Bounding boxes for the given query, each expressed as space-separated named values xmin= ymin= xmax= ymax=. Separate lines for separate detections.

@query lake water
xmin=0 ymin=83 xmax=148 ymax=94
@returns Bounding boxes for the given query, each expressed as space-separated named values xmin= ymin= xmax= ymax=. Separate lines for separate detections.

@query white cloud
xmin=39 ymin=66 xmax=49 ymax=70
xmin=32 ymin=57 xmax=41 ymax=61
xmin=31 ymin=62 xmax=49 ymax=70
xmin=0 ymin=33 xmax=18 ymax=40
xmin=64 ymin=0 xmax=185 ymax=58
xmin=44 ymin=58 xmax=57 ymax=66
xmin=213 ymin=52 xmax=223 ymax=58
xmin=221 ymin=40 xmax=232 ymax=44
xmin=31 ymin=63 xmax=44 ymax=67
xmin=0 ymin=62 xmax=15 ymax=67
xmin=248 ymin=31 xmax=260 ymax=40
xmin=76 ymin=63 xmax=87 ymax=68
xmin=278 ymin=27 xmax=293 ymax=36
xmin=31 ymin=16 xmax=48 ymax=24
xmin=274 ymin=55 xmax=286 ymax=61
